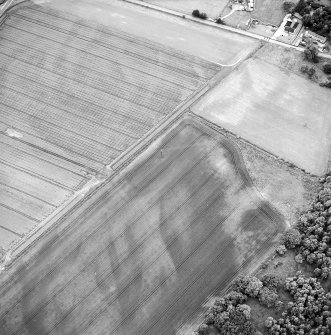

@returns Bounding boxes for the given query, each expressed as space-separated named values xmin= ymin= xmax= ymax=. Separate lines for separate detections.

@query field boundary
xmin=189 ymin=112 xmax=319 ymax=178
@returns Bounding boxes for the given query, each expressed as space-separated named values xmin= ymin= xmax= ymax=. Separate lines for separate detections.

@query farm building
xmin=247 ymin=0 xmax=254 ymax=11
xmin=304 ymin=30 xmax=327 ymax=44
xmin=284 ymin=15 xmax=301 ymax=34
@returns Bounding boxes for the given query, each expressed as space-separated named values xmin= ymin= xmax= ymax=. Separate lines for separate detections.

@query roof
xmin=293 ymin=12 xmax=302 ymax=19
xmin=305 ymin=30 xmax=327 ymax=42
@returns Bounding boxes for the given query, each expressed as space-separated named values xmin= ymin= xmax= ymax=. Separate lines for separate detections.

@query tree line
xmin=195 ymin=173 xmax=331 ymax=334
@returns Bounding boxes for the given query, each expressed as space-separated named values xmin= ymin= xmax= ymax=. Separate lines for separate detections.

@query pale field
xmin=32 ymin=0 xmax=260 ymax=64
xmin=0 ymin=119 xmax=284 ymax=335
xmin=192 ymin=58 xmax=331 ymax=175
xmin=144 ymin=0 xmax=230 ymax=18
xmin=0 ymin=3 xmax=219 ymax=249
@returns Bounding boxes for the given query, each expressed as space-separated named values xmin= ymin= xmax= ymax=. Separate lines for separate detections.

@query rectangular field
xmin=0 ymin=3 xmax=220 ymax=248
xmin=192 ymin=58 xmax=331 ymax=175
xmin=0 ymin=118 xmax=283 ymax=335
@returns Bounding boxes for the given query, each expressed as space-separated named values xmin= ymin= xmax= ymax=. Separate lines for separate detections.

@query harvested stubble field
xmin=0 ymin=4 xmax=219 ymax=248
xmin=192 ymin=58 xmax=331 ymax=176
xmin=0 ymin=119 xmax=284 ymax=335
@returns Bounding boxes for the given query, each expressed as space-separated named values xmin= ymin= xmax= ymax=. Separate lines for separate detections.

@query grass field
xmin=192 ymin=58 xmax=331 ymax=176
xmin=0 ymin=3 xmax=220 ymax=249
xmin=0 ymin=118 xmax=284 ymax=335
xmin=252 ymin=0 xmax=288 ymax=26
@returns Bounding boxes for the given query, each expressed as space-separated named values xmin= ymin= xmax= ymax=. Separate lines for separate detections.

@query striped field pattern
xmin=0 ymin=119 xmax=284 ymax=335
xmin=0 ymin=4 xmax=220 ymax=248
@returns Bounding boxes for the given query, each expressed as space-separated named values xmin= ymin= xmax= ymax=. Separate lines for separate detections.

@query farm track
xmin=0 ymin=4 xmax=218 ymax=245
xmin=0 ymin=120 xmax=284 ymax=335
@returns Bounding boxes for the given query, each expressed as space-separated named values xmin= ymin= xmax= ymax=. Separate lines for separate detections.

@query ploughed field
xmin=0 ymin=119 xmax=284 ymax=335
xmin=0 ymin=4 xmax=219 ymax=248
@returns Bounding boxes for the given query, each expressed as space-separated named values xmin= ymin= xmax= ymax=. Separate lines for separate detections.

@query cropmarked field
xmin=192 ymin=58 xmax=331 ymax=175
xmin=0 ymin=118 xmax=284 ymax=335
xmin=0 ymin=4 xmax=220 ymax=248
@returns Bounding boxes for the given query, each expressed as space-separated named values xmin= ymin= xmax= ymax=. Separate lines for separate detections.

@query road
xmin=0 ymin=0 xmax=15 ymax=15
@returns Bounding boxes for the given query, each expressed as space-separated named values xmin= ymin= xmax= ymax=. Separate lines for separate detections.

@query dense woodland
xmin=295 ymin=0 xmax=331 ymax=37
xmin=195 ymin=174 xmax=331 ymax=334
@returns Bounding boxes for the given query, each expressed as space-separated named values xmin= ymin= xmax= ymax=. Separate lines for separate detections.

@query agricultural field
xmin=0 ymin=118 xmax=284 ymax=335
xmin=0 ymin=3 xmax=220 ymax=249
xmin=143 ymin=0 xmax=229 ymax=18
xmin=192 ymin=57 xmax=331 ymax=176
xmin=35 ymin=0 xmax=260 ymax=64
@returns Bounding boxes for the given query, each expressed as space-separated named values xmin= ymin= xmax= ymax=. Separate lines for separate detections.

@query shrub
xmin=199 ymin=12 xmax=207 ymax=19
xmin=323 ymin=63 xmax=331 ymax=74
xmin=283 ymin=1 xmax=295 ymax=12
xmin=283 ymin=228 xmax=302 ymax=249
xmin=192 ymin=9 xmax=208 ymax=20
xmin=294 ymin=253 xmax=304 ymax=263
xmin=199 ymin=291 xmax=256 ymax=335
xmin=276 ymin=244 xmax=287 ymax=256
xmin=225 ymin=291 xmax=248 ymax=305
xmin=320 ymin=81 xmax=331 ymax=88
xmin=192 ymin=9 xmax=200 ymax=17
xmin=261 ymin=273 xmax=282 ymax=290
xmin=244 ymin=277 xmax=263 ymax=298
xmin=216 ymin=17 xmax=224 ymax=24
xmin=196 ymin=323 xmax=209 ymax=335
xmin=307 ymin=67 xmax=316 ymax=78
xmin=258 ymin=287 xmax=279 ymax=308
xmin=304 ymin=45 xmax=319 ymax=63
xmin=300 ymin=65 xmax=309 ymax=73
